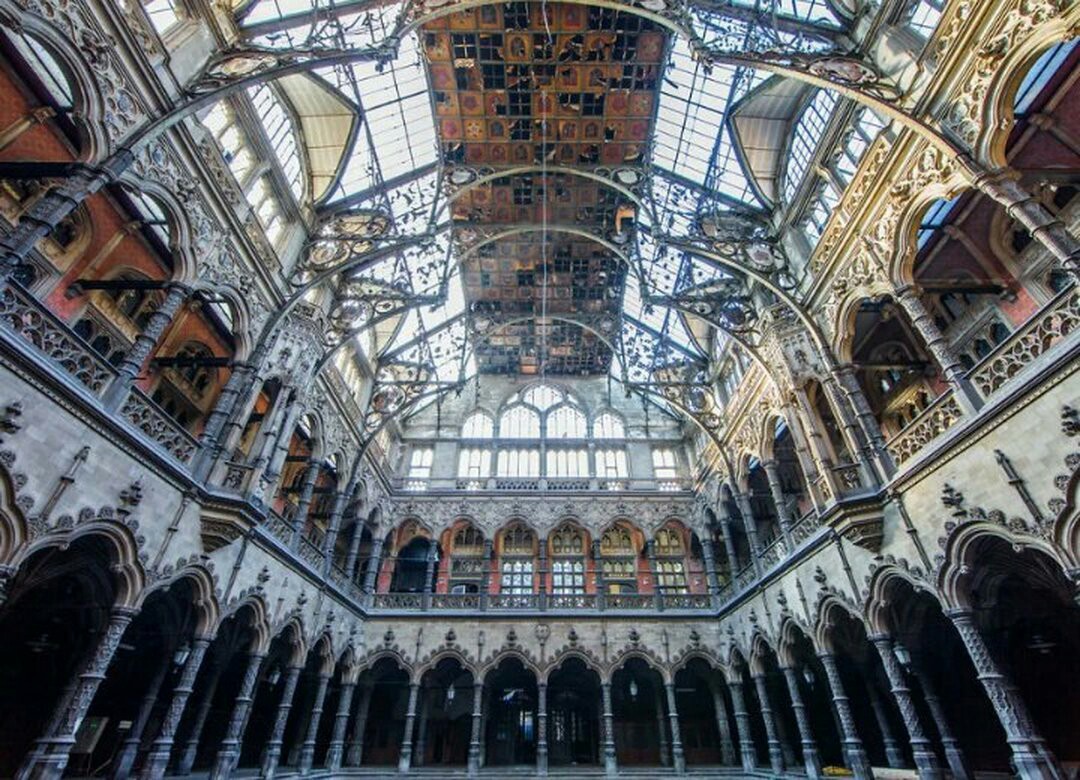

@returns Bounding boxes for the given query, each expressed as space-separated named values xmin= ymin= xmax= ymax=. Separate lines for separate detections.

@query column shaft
xmin=326 ymin=681 xmax=356 ymax=770
xmin=752 ymin=674 xmax=785 ymax=774
xmin=176 ymin=659 xmax=224 ymax=775
xmin=468 ymin=681 xmax=483 ymax=776
xmin=729 ymin=680 xmax=758 ymax=772
xmin=601 ymin=681 xmax=617 ymax=776
xmin=783 ymin=667 xmax=823 ymax=779
xmin=818 ymin=653 xmax=873 ymax=780
xmin=710 ymin=683 xmax=736 ymax=766
xmin=664 ymin=682 xmax=686 ymax=773
xmin=142 ymin=637 xmax=211 ymax=780
xmin=345 ymin=682 xmax=372 ymax=767
xmin=912 ymin=662 xmax=972 ymax=780
xmin=865 ymin=677 xmax=905 ymax=769
xmin=261 ymin=665 xmax=302 ymax=779
xmin=209 ymin=652 xmax=265 ymax=779
xmin=536 ymin=681 xmax=548 ymax=775
xmin=871 ymin=635 xmax=943 ymax=778
xmin=397 ymin=681 xmax=420 ymax=773
xmin=298 ymin=673 xmax=331 ymax=773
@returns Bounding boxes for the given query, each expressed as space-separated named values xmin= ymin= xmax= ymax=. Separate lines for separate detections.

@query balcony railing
xmin=368 ymin=590 xmax=712 ymax=612
xmin=394 ymin=477 xmax=694 ymax=493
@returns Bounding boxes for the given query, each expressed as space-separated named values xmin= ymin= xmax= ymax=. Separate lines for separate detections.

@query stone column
xmin=261 ymin=665 xmax=302 ymax=779
xmin=781 ymin=400 xmax=827 ymax=510
xmin=664 ymin=682 xmax=686 ymax=774
xmin=782 ymin=667 xmax=824 ymax=780
xmin=361 ymin=538 xmax=384 ymax=594
xmin=325 ymin=681 xmax=356 ymax=771
xmin=896 ymin=286 xmax=983 ymax=412
xmin=111 ymin=651 xmax=172 ymax=780
xmin=468 ymin=681 xmax=483 ymax=776
xmin=729 ymin=679 xmax=758 ymax=772
xmin=397 ymin=681 xmax=421 ymax=773
xmin=715 ymin=502 xmax=742 ymax=574
xmin=105 ymin=283 xmax=191 ymax=409
xmin=0 ymin=157 xmax=133 ymax=280
xmin=320 ymin=489 xmax=351 ymax=572
xmin=537 ymin=538 xmax=548 ymax=610
xmin=298 ymin=673 xmax=332 ymax=774
xmin=345 ymin=681 xmax=372 ymax=767
xmin=761 ymin=459 xmax=795 ymax=543
xmin=142 ymin=637 xmax=212 ymax=780
xmin=817 ymin=652 xmax=873 ymax=780
xmin=196 ymin=350 xmax=265 ymax=479
xmin=911 ymin=660 xmax=972 ymax=780
xmin=710 ymin=682 xmax=736 ymax=766
xmin=734 ymin=490 xmax=764 ymax=567
xmin=260 ymin=399 xmax=305 ymax=502
xmin=646 ymin=541 xmax=663 ymax=610
xmin=209 ymin=652 xmax=265 ymax=779
xmin=832 ymin=364 xmax=895 ymax=479
xmin=176 ymin=657 xmax=224 ymax=775
xmin=792 ymin=386 xmax=842 ymax=500
xmin=289 ymin=460 xmax=321 ymax=547
xmin=654 ymin=686 xmax=670 ymax=766
xmin=479 ymin=539 xmax=493 ymax=610
xmin=871 ymin=635 xmax=943 ymax=778
xmin=699 ymin=536 xmax=721 ymax=602
xmin=592 ymin=540 xmax=606 ymax=610
xmin=421 ymin=545 xmax=438 ymax=610
xmin=976 ymin=170 xmax=1080 ymax=275
xmin=18 ymin=607 xmax=137 ymax=780
xmin=946 ymin=609 xmax=1062 ymax=779
xmin=342 ymin=518 xmax=367 ymax=582
xmin=414 ymin=687 xmax=429 ymax=767
xmin=536 ymin=680 xmax=548 ymax=775
xmin=601 ymin=681 xmax=617 ymax=776
xmin=865 ymin=676 xmax=905 ymax=768
xmin=752 ymin=673 xmax=785 ymax=774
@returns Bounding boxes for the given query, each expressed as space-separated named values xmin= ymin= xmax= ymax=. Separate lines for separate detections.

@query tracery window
xmin=106 ymin=273 xmax=159 ymax=329
xmin=457 ymin=447 xmax=491 ymax=482
xmin=523 ymin=384 xmax=562 ymax=411
xmin=405 ymin=447 xmax=433 ymax=489
xmin=593 ymin=412 xmax=625 ymax=439
xmin=499 ymin=405 xmax=540 ymax=438
xmin=500 ymin=523 xmax=536 ymax=595
xmin=547 ymin=404 xmax=586 ymax=439
xmin=600 ymin=525 xmax=637 ymax=594
xmin=654 ymin=527 xmax=687 ymax=593
xmin=550 ymin=524 xmax=586 ymax=594
xmin=450 ymin=524 xmax=484 ymax=593
xmin=652 ymin=448 xmax=680 ymax=484
xmin=171 ymin=342 xmax=214 ymax=397
xmin=247 ymin=85 xmax=304 ymax=199
xmin=784 ymin=90 xmax=838 ymax=203
xmin=496 ymin=448 xmax=540 ymax=478
xmin=596 ymin=448 xmax=628 ymax=481
xmin=461 ymin=411 xmax=494 ymax=438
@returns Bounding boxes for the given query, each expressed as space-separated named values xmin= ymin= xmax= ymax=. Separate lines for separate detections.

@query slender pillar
xmin=209 ymin=652 xmax=265 ymax=779
xmin=817 ymin=652 xmax=873 ymax=780
xmin=761 ymin=460 xmax=795 ymax=543
xmin=783 ymin=667 xmax=824 ymax=780
xmin=946 ymin=609 xmax=1062 ymax=780
xmin=111 ymin=283 xmax=190 ymax=385
xmin=421 ymin=546 xmax=437 ymax=609
xmin=752 ymin=673 xmax=785 ymax=774
xmin=646 ymin=540 xmax=663 ymax=610
xmin=345 ymin=681 xmax=372 ymax=767
xmin=342 ymin=517 xmax=367 ymax=582
xmin=142 ymin=637 xmax=212 ymax=780
xmin=320 ymin=489 xmax=351 ymax=572
xmin=289 ymin=461 xmax=321 ymax=547
xmin=361 ymin=538 xmax=384 ymax=594
xmin=479 ymin=539 xmax=493 ymax=610
xmin=260 ymin=400 xmax=305 ymax=501
xmin=261 ymin=665 xmax=302 ymax=779
xmin=896 ymin=286 xmax=982 ymax=412
xmin=537 ymin=538 xmax=548 ymax=610
xmin=699 ymin=536 xmax=721 ymax=602
xmin=654 ymin=686 xmax=670 ymax=766
xmin=871 ymin=635 xmax=943 ymax=778
xmin=664 ymin=682 xmax=686 ymax=774
xmin=18 ymin=607 xmax=137 ymax=780
xmin=536 ymin=681 xmax=548 ymax=775
xmin=196 ymin=352 xmax=264 ymax=479
xmin=325 ymin=681 xmax=356 ymax=770
xmin=298 ymin=673 xmax=332 ymax=774
xmin=729 ymin=679 xmax=757 ymax=772
xmin=592 ymin=540 xmax=606 ymax=610
xmin=710 ymin=682 xmax=736 ymax=766
xmin=111 ymin=651 xmax=172 ymax=780
xmin=832 ymin=364 xmax=895 ymax=479
xmin=864 ymin=675 xmax=905 ymax=768
xmin=468 ymin=681 xmax=483 ymax=776
xmin=414 ymin=686 xmax=429 ymax=766
xmin=912 ymin=660 xmax=973 ymax=780
xmin=734 ymin=490 xmax=764 ymax=565
xmin=601 ymin=681 xmax=617 ymax=776
xmin=176 ymin=657 xmax=224 ymax=775
xmin=714 ymin=503 xmax=742 ymax=574
xmin=397 ymin=681 xmax=420 ymax=773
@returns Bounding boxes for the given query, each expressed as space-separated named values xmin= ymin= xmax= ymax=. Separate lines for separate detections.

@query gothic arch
xmin=270 ymin=615 xmax=309 ymax=667
xmin=936 ymin=520 xmax=1071 ymax=609
xmin=776 ymin=615 xmax=814 ymax=669
xmin=721 ymin=645 xmax=750 ymax=684
xmin=115 ymin=179 xmax=200 ymax=284
xmin=608 ymin=647 xmax=670 ymax=684
xmin=415 ymin=647 xmax=478 ymax=681
xmin=813 ymin=593 xmax=865 ymax=653
xmin=748 ymin=630 xmax=779 ymax=677
xmin=669 ymin=647 xmax=722 ymax=678
xmin=862 ymin=563 xmax=941 ymax=636
xmin=1053 ymin=455 xmax=1080 ymax=566
xmin=309 ymin=631 xmax=337 ymax=675
xmin=137 ymin=561 xmax=221 ymax=638
xmin=892 ymin=180 xmax=972 ymax=287
xmin=976 ymin=20 xmax=1080 ymax=169
xmin=358 ymin=647 xmax=413 ymax=678
xmin=0 ymin=459 xmax=28 ymax=566
xmin=542 ymin=648 xmax=604 ymax=685
xmin=480 ymin=649 xmax=542 ymax=684
xmin=833 ymin=285 xmax=901 ymax=363
xmin=218 ymin=591 xmax=272 ymax=654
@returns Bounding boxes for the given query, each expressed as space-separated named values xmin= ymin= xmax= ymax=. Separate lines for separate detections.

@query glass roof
xmin=229 ymin=0 xmax=855 ymax=414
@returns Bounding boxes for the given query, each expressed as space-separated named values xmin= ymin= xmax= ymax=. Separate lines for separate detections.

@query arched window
xmin=550 ymin=523 xmax=586 ymax=595
xmin=462 ymin=411 xmax=494 ymax=438
xmin=457 ymin=447 xmax=491 ymax=483
xmin=450 ymin=524 xmax=484 ymax=593
xmin=499 ymin=405 xmax=540 ymax=438
xmin=173 ymin=342 xmax=214 ymax=396
xmin=593 ymin=412 xmax=625 ymax=439
xmin=652 ymin=449 xmax=679 ymax=480
xmin=547 ymin=404 xmax=586 ymax=438
xmin=523 ymin=383 xmax=562 ymax=411
xmin=499 ymin=523 xmax=535 ymax=595
xmin=654 ymin=527 xmax=687 ymax=594
xmin=247 ymin=84 xmax=304 ymax=200
xmin=105 ymin=272 xmax=160 ymax=328
xmin=596 ymin=449 xmax=628 ymax=481
xmin=600 ymin=525 xmax=637 ymax=594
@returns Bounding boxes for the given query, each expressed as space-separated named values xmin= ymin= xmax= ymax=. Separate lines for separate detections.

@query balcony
xmin=394 ymin=476 xmax=695 ymax=494
xmin=368 ymin=590 xmax=714 ymax=614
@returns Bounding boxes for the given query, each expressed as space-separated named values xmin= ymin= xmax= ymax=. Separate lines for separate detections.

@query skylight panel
xmin=783 ymin=89 xmax=839 ymax=203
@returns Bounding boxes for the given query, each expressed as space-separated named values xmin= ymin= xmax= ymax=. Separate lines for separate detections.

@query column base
xmin=325 ymin=743 xmax=344 ymax=771
xmin=298 ymin=744 xmax=316 ymax=775
xmin=176 ymin=741 xmax=199 ymax=776
xmin=844 ymin=743 xmax=874 ymax=780
xmin=769 ymin=746 xmax=785 ymax=775
xmin=140 ymin=745 xmax=173 ymax=780
xmin=942 ymin=743 xmax=973 ymax=780
xmin=397 ymin=748 xmax=412 ymax=774
xmin=671 ymin=747 xmax=686 ymax=774
xmin=1011 ymin=743 xmax=1066 ymax=780
xmin=17 ymin=737 xmax=79 ymax=780
xmin=912 ymin=744 xmax=944 ymax=780
xmin=208 ymin=744 xmax=238 ymax=780
xmin=802 ymin=743 xmax=824 ymax=780
xmin=604 ymin=748 xmax=617 ymax=777
xmin=536 ymin=746 xmax=548 ymax=776
xmin=467 ymin=746 xmax=480 ymax=777
xmin=261 ymin=745 xmax=282 ymax=780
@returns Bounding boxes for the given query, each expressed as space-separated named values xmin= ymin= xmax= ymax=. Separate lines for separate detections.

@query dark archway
xmin=675 ymin=659 xmax=722 ymax=766
xmin=238 ymin=629 xmax=301 ymax=770
xmin=547 ymin=658 xmax=600 ymax=766
xmin=611 ymin=657 xmax=667 ymax=766
xmin=390 ymin=537 xmax=437 ymax=593
xmin=359 ymin=658 xmax=411 ymax=766
xmin=417 ymin=657 xmax=473 ymax=767
xmin=484 ymin=657 xmax=538 ymax=767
